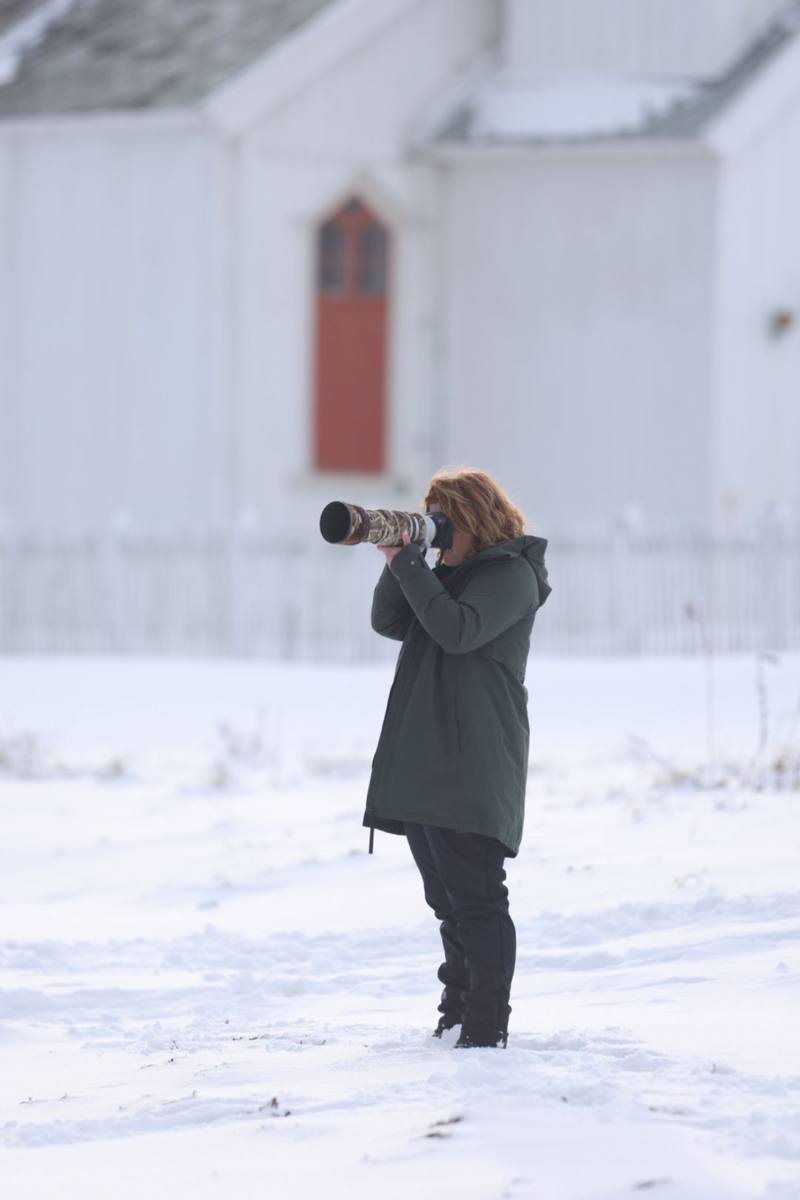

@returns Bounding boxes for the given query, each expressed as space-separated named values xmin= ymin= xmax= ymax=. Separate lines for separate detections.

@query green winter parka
xmin=363 ymin=535 xmax=551 ymax=857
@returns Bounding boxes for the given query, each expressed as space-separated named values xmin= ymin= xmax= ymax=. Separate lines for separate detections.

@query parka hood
xmin=470 ymin=535 xmax=552 ymax=609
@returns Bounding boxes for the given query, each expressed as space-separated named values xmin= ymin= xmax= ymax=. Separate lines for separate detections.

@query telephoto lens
xmin=319 ymin=502 xmax=453 ymax=549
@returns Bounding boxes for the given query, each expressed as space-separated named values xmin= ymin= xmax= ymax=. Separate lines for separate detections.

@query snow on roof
xmin=0 ymin=0 xmax=73 ymax=87
xmin=0 ymin=0 xmax=43 ymax=34
xmin=434 ymin=1 xmax=800 ymax=147
xmin=0 ymin=0 xmax=336 ymax=116
xmin=468 ymin=75 xmax=701 ymax=142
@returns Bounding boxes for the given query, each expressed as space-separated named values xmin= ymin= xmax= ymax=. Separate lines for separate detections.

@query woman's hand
xmin=378 ymin=530 xmax=411 ymax=564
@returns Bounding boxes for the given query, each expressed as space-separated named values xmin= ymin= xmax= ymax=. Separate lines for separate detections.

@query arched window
xmin=313 ymin=196 xmax=390 ymax=472
xmin=357 ymin=225 xmax=387 ymax=295
xmin=318 ymin=220 xmax=345 ymax=293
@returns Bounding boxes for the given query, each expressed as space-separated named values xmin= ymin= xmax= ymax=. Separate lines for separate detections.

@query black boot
xmin=432 ymin=1013 xmax=463 ymax=1038
xmin=454 ymin=1024 xmax=508 ymax=1049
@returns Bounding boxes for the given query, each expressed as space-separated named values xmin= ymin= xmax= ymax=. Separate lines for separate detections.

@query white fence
xmin=0 ymin=522 xmax=798 ymax=658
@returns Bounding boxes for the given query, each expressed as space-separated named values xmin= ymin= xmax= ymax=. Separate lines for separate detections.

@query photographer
xmin=363 ymin=466 xmax=551 ymax=1049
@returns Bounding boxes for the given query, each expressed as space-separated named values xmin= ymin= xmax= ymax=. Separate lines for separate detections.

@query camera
xmin=319 ymin=501 xmax=453 ymax=549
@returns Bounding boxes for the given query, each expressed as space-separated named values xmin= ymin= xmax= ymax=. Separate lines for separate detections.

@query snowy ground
xmin=0 ymin=651 xmax=799 ymax=1199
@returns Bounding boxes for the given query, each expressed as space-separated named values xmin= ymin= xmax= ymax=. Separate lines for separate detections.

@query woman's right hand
xmin=378 ymin=530 xmax=411 ymax=564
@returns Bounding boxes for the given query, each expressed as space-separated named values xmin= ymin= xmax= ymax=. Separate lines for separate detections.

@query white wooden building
xmin=0 ymin=0 xmax=799 ymax=656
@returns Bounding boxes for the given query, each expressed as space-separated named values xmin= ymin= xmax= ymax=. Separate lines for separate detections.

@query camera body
xmin=320 ymin=501 xmax=453 ymax=550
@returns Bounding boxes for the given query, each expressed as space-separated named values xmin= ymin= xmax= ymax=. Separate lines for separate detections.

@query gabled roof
xmin=0 ymin=0 xmax=336 ymax=116
xmin=430 ymin=1 xmax=800 ymax=148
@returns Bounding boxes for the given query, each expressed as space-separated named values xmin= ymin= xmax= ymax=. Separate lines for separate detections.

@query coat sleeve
xmin=371 ymin=562 xmax=415 ymax=641
xmin=388 ymin=543 xmax=538 ymax=654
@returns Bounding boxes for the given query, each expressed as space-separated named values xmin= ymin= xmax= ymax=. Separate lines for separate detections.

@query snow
xmin=468 ymin=74 xmax=700 ymax=140
xmin=0 ymin=652 xmax=799 ymax=1198
xmin=0 ymin=0 xmax=74 ymax=88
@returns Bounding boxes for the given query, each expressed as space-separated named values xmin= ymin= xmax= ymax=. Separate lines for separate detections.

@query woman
xmin=363 ymin=466 xmax=551 ymax=1049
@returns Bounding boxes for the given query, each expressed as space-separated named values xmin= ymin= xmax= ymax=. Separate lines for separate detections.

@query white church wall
xmin=503 ymin=0 xmax=787 ymax=80
xmin=439 ymin=145 xmax=717 ymax=537
xmin=0 ymin=118 xmax=233 ymax=536
xmin=710 ymin=94 xmax=800 ymax=533
xmin=0 ymin=135 xmax=14 ymax=520
xmin=227 ymin=0 xmax=496 ymax=549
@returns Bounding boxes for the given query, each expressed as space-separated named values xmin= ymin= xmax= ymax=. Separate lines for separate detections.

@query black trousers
xmin=404 ymin=821 xmax=516 ymax=1039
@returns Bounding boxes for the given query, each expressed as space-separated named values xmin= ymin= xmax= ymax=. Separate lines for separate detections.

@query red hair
xmin=422 ymin=466 xmax=526 ymax=556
